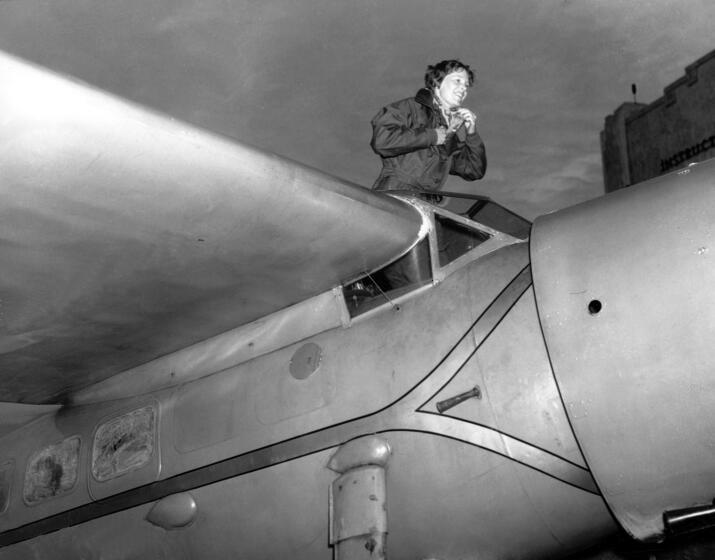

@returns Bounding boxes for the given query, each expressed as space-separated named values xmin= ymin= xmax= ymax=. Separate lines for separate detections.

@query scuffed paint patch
xmin=23 ymin=437 xmax=80 ymax=505
xmin=92 ymin=406 xmax=155 ymax=482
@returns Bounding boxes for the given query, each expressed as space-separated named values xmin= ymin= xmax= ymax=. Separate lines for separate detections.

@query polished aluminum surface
xmin=531 ymin=159 xmax=715 ymax=540
xmin=0 ymin=242 xmax=617 ymax=559
xmin=0 ymin=52 xmax=421 ymax=403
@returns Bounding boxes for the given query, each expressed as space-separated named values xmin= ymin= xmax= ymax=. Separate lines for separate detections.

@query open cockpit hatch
xmin=342 ymin=195 xmax=531 ymax=318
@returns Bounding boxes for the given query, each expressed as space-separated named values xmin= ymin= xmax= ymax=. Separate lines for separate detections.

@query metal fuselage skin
xmin=532 ymin=161 xmax=715 ymax=541
xmin=0 ymin=162 xmax=714 ymax=559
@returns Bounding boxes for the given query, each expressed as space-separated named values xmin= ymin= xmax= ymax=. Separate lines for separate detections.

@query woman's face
xmin=436 ymin=69 xmax=470 ymax=109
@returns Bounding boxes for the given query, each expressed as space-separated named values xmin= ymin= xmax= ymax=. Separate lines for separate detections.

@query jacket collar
xmin=415 ymin=88 xmax=436 ymax=109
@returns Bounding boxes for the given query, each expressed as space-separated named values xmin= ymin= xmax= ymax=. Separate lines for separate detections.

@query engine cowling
xmin=530 ymin=161 xmax=715 ymax=540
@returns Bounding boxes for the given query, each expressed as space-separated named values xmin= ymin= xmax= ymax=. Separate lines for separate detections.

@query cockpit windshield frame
xmin=341 ymin=195 xmax=529 ymax=320
xmin=427 ymin=203 xmax=513 ymax=283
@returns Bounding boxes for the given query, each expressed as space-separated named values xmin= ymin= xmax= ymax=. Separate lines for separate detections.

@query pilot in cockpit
xmin=368 ymin=59 xmax=487 ymax=288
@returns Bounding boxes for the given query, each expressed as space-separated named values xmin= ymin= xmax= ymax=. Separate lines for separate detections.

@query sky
xmin=0 ymin=0 xmax=713 ymax=219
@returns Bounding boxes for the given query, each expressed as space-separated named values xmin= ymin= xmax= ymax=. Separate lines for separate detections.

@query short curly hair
xmin=424 ymin=59 xmax=475 ymax=90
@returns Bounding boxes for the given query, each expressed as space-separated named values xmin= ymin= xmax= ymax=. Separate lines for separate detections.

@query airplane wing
xmin=0 ymin=52 xmax=423 ymax=405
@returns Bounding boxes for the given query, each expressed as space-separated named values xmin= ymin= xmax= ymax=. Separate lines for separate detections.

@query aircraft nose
xmin=530 ymin=161 xmax=715 ymax=542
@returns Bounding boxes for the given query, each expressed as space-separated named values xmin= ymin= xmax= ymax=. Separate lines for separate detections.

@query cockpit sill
xmin=71 ymin=195 xmax=530 ymax=406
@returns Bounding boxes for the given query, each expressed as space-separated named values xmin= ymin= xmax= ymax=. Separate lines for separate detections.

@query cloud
xmin=516 ymin=153 xmax=604 ymax=215
xmin=0 ymin=0 xmax=712 ymax=218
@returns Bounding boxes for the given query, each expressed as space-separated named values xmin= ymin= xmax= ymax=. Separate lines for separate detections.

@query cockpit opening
xmin=343 ymin=238 xmax=432 ymax=317
xmin=342 ymin=196 xmax=531 ymax=319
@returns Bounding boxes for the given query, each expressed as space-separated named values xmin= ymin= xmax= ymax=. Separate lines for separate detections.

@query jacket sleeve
xmin=449 ymin=129 xmax=487 ymax=181
xmin=370 ymin=103 xmax=437 ymax=157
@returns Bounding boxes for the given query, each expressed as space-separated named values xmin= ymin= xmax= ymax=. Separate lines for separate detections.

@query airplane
xmin=0 ymin=49 xmax=714 ymax=560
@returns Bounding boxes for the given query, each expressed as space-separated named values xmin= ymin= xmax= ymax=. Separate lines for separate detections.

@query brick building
xmin=601 ymin=49 xmax=715 ymax=193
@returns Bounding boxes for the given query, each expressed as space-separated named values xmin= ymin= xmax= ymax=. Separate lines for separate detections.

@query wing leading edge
xmin=0 ymin=52 xmax=422 ymax=404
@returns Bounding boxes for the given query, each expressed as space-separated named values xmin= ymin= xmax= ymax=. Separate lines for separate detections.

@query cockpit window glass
xmin=464 ymin=200 xmax=531 ymax=240
xmin=344 ymin=238 xmax=432 ymax=317
xmin=435 ymin=214 xmax=491 ymax=267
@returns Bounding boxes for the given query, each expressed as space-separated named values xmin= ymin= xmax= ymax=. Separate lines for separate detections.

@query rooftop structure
xmin=601 ymin=49 xmax=715 ymax=192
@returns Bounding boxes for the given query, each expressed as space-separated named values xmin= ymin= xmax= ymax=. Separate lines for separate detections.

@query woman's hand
xmin=451 ymin=108 xmax=477 ymax=134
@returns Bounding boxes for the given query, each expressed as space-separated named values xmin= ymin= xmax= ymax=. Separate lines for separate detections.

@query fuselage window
xmin=23 ymin=436 xmax=80 ymax=505
xmin=344 ymin=238 xmax=432 ymax=317
xmin=0 ymin=461 xmax=13 ymax=514
xmin=92 ymin=405 xmax=156 ymax=482
xmin=435 ymin=214 xmax=491 ymax=267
